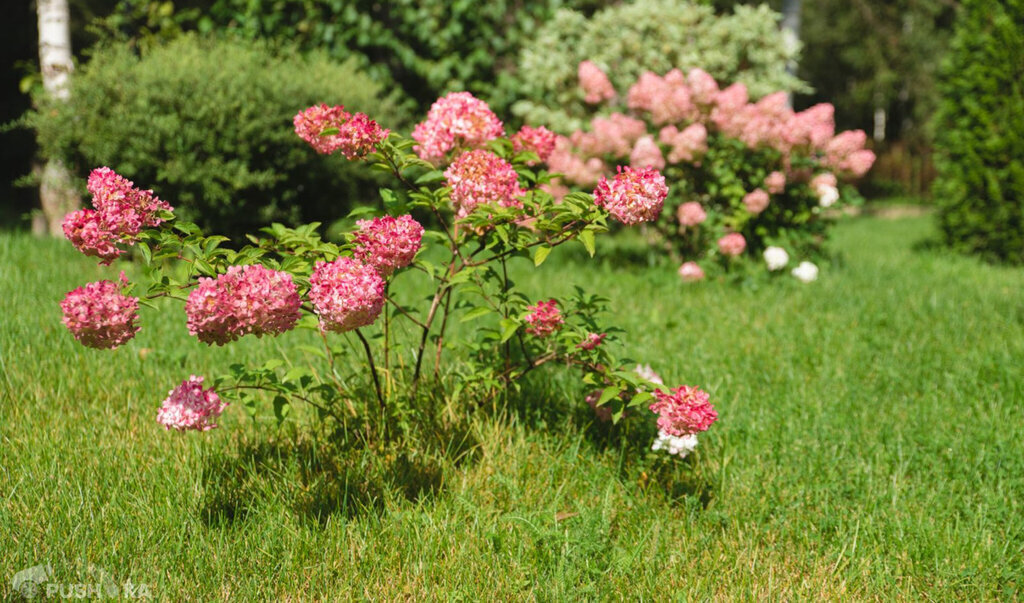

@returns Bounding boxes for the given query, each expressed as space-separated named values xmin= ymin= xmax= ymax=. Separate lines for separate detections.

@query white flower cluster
xmin=763 ymin=246 xmax=789 ymax=271
xmin=651 ymin=430 xmax=699 ymax=457
xmin=791 ymin=261 xmax=819 ymax=283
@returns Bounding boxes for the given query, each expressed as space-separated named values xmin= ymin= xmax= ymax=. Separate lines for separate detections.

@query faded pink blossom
xmin=844 ymin=149 xmax=876 ymax=178
xmin=444 ymin=149 xmax=524 ymax=220
xmin=629 ymin=136 xmax=666 ymax=170
xmin=677 ymin=202 xmax=707 ymax=227
xmin=411 ymin=92 xmax=505 ymax=162
xmin=186 ymin=265 xmax=302 ymax=346
xmin=60 ymin=273 xmax=140 ymax=349
xmin=578 ymin=60 xmax=616 ymax=104
xmin=293 ymin=104 xmax=389 ymax=159
xmin=511 ymin=125 xmax=558 ymax=164
xmin=678 ymin=261 xmax=706 ymax=282
xmin=353 ymin=215 xmax=424 ymax=276
xmin=718 ymin=232 xmax=747 ymax=257
xmin=524 ymin=299 xmax=564 ymax=337
xmin=157 ymin=375 xmax=227 ymax=432
xmin=593 ymin=166 xmax=668 ymax=225
xmin=764 ymin=171 xmax=786 ymax=194
xmin=62 ymin=209 xmax=124 ymax=263
xmin=576 ymin=332 xmax=607 ymax=350
xmin=660 ymin=123 xmax=708 ymax=163
xmin=627 ymin=69 xmax=696 ymax=125
xmin=686 ymin=68 xmax=719 ymax=106
xmin=810 ymin=173 xmax=838 ymax=191
xmin=743 ymin=188 xmax=771 ymax=214
xmin=649 ymin=385 xmax=717 ymax=437
xmin=573 ymin=113 xmax=648 ymax=157
xmin=547 ymin=137 xmax=607 ymax=186
xmin=309 ymin=257 xmax=386 ymax=333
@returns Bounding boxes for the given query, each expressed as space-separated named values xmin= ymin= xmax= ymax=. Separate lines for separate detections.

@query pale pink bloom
xmin=787 ymin=103 xmax=835 ymax=150
xmin=677 ymin=261 xmax=706 ymax=282
xmin=593 ymin=166 xmax=668 ymax=225
xmin=686 ymin=68 xmax=719 ymax=105
xmin=547 ymin=138 xmax=607 ymax=186
xmin=574 ymin=113 xmax=648 ymax=156
xmin=651 ymin=430 xmax=699 ymax=457
xmin=511 ymin=125 xmax=558 ymax=164
xmin=540 ymin=179 xmax=571 ymax=201
xmin=293 ymin=104 xmax=389 ymax=159
xmin=156 ymin=375 xmax=227 ymax=432
xmin=844 ymin=150 xmax=876 ymax=178
xmin=649 ymin=385 xmax=717 ymax=437
xmin=660 ymin=123 xmax=708 ymax=163
xmin=578 ymin=60 xmax=616 ymax=104
xmin=186 ymin=265 xmax=302 ymax=346
xmin=718 ymin=232 xmax=747 ymax=257
xmin=764 ymin=171 xmax=786 ymax=194
xmin=309 ymin=257 xmax=386 ymax=333
xmin=411 ymin=92 xmax=505 ymax=162
xmin=810 ymin=173 xmax=838 ymax=191
xmin=629 ymin=136 xmax=666 ymax=170
xmin=743 ymin=188 xmax=771 ymax=214
xmin=353 ymin=215 xmax=424 ymax=276
xmin=825 ymin=130 xmax=874 ymax=176
xmin=60 ymin=273 xmax=140 ymax=349
xmin=711 ymin=82 xmax=749 ymax=131
xmin=635 ymin=364 xmax=664 ymax=385
xmin=524 ymin=299 xmax=563 ymax=337
xmin=676 ymin=202 xmax=707 ymax=227
xmin=444 ymin=149 xmax=525 ymax=220
xmin=627 ymin=69 xmax=696 ymax=125
xmin=577 ymin=332 xmax=607 ymax=350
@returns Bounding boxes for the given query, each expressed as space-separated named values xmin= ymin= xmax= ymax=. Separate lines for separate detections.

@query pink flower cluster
xmin=764 ymin=171 xmax=786 ymax=194
xmin=659 ymin=123 xmax=708 ymax=164
xmin=309 ymin=257 xmax=386 ymax=333
xmin=578 ymin=61 xmax=616 ymax=104
xmin=571 ymin=113 xmax=647 ymax=157
xmin=718 ymin=232 xmax=747 ymax=257
xmin=412 ymin=92 xmax=505 ymax=162
xmin=576 ymin=332 xmax=606 ymax=350
xmin=547 ymin=137 xmax=608 ymax=187
xmin=156 ymin=375 xmax=227 ymax=432
xmin=185 ymin=265 xmax=302 ymax=346
xmin=593 ymin=166 xmax=668 ymax=225
xmin=743 ymin=189 xmax=771 ymax=214
xmin=629 ymin=136 xmax=665 ymax=170
xmin=60 ymin=273 xmax=140 ymax=349
xmin=678 ymin=261 xmax=705 ymax=281
xmin=511 ymin=125 xmax=558 ymax=164
xmin=444 ymin=150 xmax=524 ymax=220
xmin=524 ymin=299 xmax=563 ymax=337
xmin=649 ymin=385 xmax=718 ymax=437
xmin=63 ymin=167 xmax=173 ymax=264
xmin=293 ymin=104 xmax=389 ymax=159
xmin=677 ymin=201 xmax=707 ymax=227
xmin=353 ymin=215 xmax=424 ymax=276
xmin=825 ymin=130 xmax=877 ymax=177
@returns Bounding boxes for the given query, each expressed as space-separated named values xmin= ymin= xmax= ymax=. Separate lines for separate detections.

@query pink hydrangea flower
xmin=293 ymin=104 xmax=389 ymax=159
xmin=186 ymin=265 xmax=302 ymax=346
xmin=411 ymin=92 xmax=505 ymax=162
xmin=593 ymin=166 xmax=668 ymax=225
xmin=156 ymin=375 xmax=227 ymax=432
xmin=443 ymin=149 xmax=524 ymax=220
xmin=677 ymin=202 xmax=707 ymax=227
xmin=678 ymin=261 xmax=706 ymax=282
xmin=627 ymin=69 xmax=696 ymax=125
xmin=578 ymin=60 xmax=616 ymax=104
xmin=511 ymin=125 xmax=558 ymax=164
xmin=844 ymin=149 xmax=877 ymax=178
xmin=825 ymin=130 xmax=875 ymax=176
xmin=524 ymin=299 xmax=563 ymax=337
xmin=573 ymin=113 xmax=648 ymax=157
xmin=60 ymin=273 xmax=140 ymax=349
xmin=649 ymin=385 xmax=717 ymax=437
xmin=629 ymin=136 xmax=666 ymax=170
xmin=687 ymin=68 xmax=720 ymax=106
xmin=764 ymin=171 xmax=787 ymax=194
xmin=810 ymin=172 xmax=838 ymax=191
xmin=576 ymin=332 xmax=606 ymax=350
xmin=743 ymin=188 xmax=771 ymax=214
xmin=309 ymin=257 xmax=386 ymax=333
xmin=62 ymin=209 xmax=124 ymax=263
xmin=547 ymin=137 xmax=607 ymax=186
xmin=718 ymin=232 xmax=747 ymax=257
xmin=353 ymin=215 xmax=424 ymax=276
xmin=660 ymin=123 xmax=708 ymax=164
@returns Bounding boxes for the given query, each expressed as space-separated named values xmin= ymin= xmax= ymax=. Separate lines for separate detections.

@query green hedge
xmin=934 ymin=0 xmax=1024 ymax=263
xmin=27 ymin=35 xmax=406 ymax=238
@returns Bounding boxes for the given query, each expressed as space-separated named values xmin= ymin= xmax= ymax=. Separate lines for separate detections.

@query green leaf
xmin=533 ymin=245 xmax=552 ymax=266
xmin=273 ymin=395 xmax=290 ymax=424
xmin=579 ymin=230 xmax=596 ymax=257
xmin=460 ymin=306 xmax=492 ymax=322
xmin=499 ymin=318 xmax=520 ymax=343
xmin=628 ymin=391 xmax=654 ymax=408
xmin=137 ymin=241 xmax=152 ymax=265
xmin=597 ymin=385 xmax=624 ymax=406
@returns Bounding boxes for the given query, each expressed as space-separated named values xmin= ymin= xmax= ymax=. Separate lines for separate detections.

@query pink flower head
xmin=309 ymin=256 xmax=386 ymax=333
xmin=353 ymin=214 xmax=424 ymax=276
xmin=412 ymin=92 xmax=505 ymax=162
xmin=511 ymin=125 xmax=558 ymax=164
xmin=62 ymin=209 xmax=124 ymax=263
xmin=547 ymin=137 xmax=607 ymax=186
xmin=627 ymin=70 xmax=696 ymax=125
xmin=524 ymin=299 xmax=563 ymax=337
xmin=711 ymin=82 xmax=749 ymax=129
xmin=629 ymin=136 xmax=666 ymax=170
xmin=444 ymin=149 xmax=524 ymax=220
xmin=593 ymin=166 xmax=668 ymax=225
xmin=825 ymin=130 xmax=874 ymax=176
xmin=844 ymin=149 xmax=876 ymax=178
xmin=185 ymin=265 xmax=302 ymax=346
xmin=677 ymin=202 xmax=707 ymax=227
xmin=810 ymin=172 xmax=838 ymax=192
xmin=764 ymin=171 xmax=786 ymax=194
xmin=156 ymin=375 xmax=227 ymax=432
xmin=718 ymin=232 xmax=747 ymax=257
xmin=788 ymin=103 xmax=835 ymax=150
xmin=678 ymin=261 xmax=706 ymax=282
xmin=743 ymin=188 xmax=771 ymax=214
xmin=649 ymin=385 xmax=717 ymax=437
xmin=574 ymin=113 xmax=648 ymax=156
xmin=293 ymin=104 xmax=389 ymax=159
xmin=576 ymin=332 xmax=607 ymax=351
xmin=578 ymin=60 xmax=616 ymax=104
xmin=660 ymin=123 xmax=708 ymax=164
xmin=60 ymin=273 xmax=140 ymax=349
xmin=686 ymin=68 xmax=719 ymax=106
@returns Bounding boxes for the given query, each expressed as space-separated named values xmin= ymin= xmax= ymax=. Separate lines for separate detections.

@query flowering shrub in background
xmin=544 ymin=64 xmax=875 ymax=281
xmin=59 ymin=93 xmax=717 ymax=461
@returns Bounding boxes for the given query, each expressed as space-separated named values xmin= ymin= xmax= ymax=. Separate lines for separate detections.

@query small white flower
xmin=817 ymin=184 xmax=840 ymax=208
xmin=651 ymin=430 xmax=699 ymax=457
xmin=791 ymin=261 xmax=819 ymax=283
xmin=763 ymin=246 xmax=789 ymax=271
xmin=634 ymin=364 xmax=663 ymax=385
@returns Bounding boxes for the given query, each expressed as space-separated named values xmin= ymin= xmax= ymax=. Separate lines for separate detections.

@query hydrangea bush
xmin=59 ymin=93 xmax=717 ymax=459
xmin=545 ymin=64 xmax=876 ymax=280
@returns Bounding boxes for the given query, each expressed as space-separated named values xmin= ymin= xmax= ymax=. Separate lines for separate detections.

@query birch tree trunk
xmin=35 ymin=0 xmax=80 ymax=236
xmin=781 ymin=0 xmax=802 ymax=109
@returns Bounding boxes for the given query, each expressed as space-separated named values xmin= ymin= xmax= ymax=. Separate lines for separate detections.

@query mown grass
xmin=1 ymin=214 xmax=1022 ymax=599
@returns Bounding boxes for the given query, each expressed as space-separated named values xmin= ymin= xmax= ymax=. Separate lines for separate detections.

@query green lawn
xmin=2 ymin=214 xmax=1022 ymax=599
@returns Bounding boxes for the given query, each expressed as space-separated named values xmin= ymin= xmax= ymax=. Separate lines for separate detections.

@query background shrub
xmin=507 ymin=0 xmax=808 ymax=132
xmin=27 ymin=34 xmax=406 ymax=238
xmin=933 ymin=0 xmax=1024 ymax=264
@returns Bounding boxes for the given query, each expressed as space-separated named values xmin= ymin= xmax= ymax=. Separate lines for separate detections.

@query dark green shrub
xmin=934 ymin=0 xmax=1024 ymax=263
xmin=27 ymin=34 xmax=406 ymax=238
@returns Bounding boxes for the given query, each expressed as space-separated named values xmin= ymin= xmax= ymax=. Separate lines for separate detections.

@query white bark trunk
xmin=36 ymin=0 xmax=80 ymax=235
